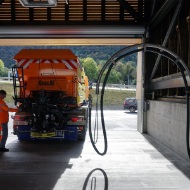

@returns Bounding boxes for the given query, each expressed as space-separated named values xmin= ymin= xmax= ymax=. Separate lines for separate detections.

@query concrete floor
xmin=0 ymin=110 xmax=190 ymax=190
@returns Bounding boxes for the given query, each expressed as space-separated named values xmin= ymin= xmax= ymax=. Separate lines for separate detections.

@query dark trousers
xmin=0 ymin=123 xmax=8 ymax=148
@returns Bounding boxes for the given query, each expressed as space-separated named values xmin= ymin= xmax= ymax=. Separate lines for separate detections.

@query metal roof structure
xmin=0 ymin=0 xmax=189 ymax=40
xmin=0 ymin=0 xmax=148 ymax=25
xmin=0 ymin=0 xmax=176 ymax=40
xmin=0 ymin=0 xmax=150 ymax=40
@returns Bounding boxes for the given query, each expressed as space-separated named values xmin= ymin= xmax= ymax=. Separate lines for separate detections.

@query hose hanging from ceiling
xmin=88 ymin=43 xmax=190 ymax=159
xmin=88 ymin=45 xmax=141 ymax=156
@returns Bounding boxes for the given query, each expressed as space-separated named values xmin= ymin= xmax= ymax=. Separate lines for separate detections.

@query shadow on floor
xmin=142 ymin=133 xmax=190 ymax=179
xmin=0 ymin=139 xmax=85 ymax=190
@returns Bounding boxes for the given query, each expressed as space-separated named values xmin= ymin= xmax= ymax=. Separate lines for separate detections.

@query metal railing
xmin=92 ymin=83 xmax=136 ymax=90
xmin=0 ymin=77 xmax=12 ymax=81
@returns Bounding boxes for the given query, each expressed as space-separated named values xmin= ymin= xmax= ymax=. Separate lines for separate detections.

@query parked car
xmin=123 ymin=98 xmax=137 ymax=112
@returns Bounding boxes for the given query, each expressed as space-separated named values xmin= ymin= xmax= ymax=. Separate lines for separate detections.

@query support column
xmin=136 ymin=49 xmax=146 ymax=133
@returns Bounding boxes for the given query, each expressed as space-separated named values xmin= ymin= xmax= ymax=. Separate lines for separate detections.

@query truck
xmin=11 ymin=49 xmax=90 ymax=141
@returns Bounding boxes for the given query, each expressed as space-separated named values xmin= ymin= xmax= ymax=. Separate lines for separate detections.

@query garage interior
xmin=0 ymin=0 xmax=190 ymax=189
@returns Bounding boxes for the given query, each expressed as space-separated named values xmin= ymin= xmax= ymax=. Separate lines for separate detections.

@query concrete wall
xmin=147 ymin=100 xmax=189 ymax=160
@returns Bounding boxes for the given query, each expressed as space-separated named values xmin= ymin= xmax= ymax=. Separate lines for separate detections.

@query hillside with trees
xmin=0 ymin=46 xmax=137 ymax=84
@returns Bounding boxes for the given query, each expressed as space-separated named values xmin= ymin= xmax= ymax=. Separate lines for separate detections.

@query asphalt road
xmin=1 ymin=110 xmax=190 ymax=190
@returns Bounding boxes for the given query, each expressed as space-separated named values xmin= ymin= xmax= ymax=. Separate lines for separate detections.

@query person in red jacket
xmin=0 ymin=90 xmax=18 ymax=152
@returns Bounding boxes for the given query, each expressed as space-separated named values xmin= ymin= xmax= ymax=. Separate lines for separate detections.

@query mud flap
xmin=64 ymin=126 xmax=77 ymax=141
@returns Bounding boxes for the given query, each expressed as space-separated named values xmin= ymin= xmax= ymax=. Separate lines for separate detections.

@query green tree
xmin=81 ymin=57 xmax=98 ymax=82
xmin=0 ymin=59 xmax=8 ymax=77
xmin=114 ymin=62 xmax=125 ymax=81
xmin=0 ymin=59 xmax=4 ymax=69
xmin=101 ymin=69 xmax=122 ymax=83
xmin=107 ymin=69 xmax=122 ymax=83
xmin=123 ymin=62 xmax=136 ymax=85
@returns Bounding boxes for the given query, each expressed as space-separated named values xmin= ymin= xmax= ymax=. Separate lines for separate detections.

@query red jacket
xmin=0 ymin=98 xmax=18 ymax=123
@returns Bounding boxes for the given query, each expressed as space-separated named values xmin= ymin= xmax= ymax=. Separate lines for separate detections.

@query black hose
xmin=186 ymin=89 xmax=190 ymax=158
xmin=89 ymin=48 xmax=141 ymax=155
xmin=88 ymin=65 xmax=113 ymax=155
xmin=89 ymin=43 xmax=190 ymax=159
xmin=82 ymin=168 xmax=108 ymax=190
xmin=177 ymin=64 xmax=190 ymax=158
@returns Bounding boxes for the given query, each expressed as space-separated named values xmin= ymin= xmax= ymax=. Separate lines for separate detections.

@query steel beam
xmin=11 ymin=0 xmax=16 ymax=22
xmin=83 ymin=0 xmax=87 ymax=22
xmin=117 ymin=0 xmax=141 ymax=22
xmin=187 ymin=16 xmax=190 ymax=67
xmin=149 ymin=0 xmax=179 ymax=29
xmin=150 ymin=73 xmax=190 ymax=90
xmin=101 ymin=0 xmax=105 ymax=22
xmin=149 ymin=0 xmax=183 ymax=81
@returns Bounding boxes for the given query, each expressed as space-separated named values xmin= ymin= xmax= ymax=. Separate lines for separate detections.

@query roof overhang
xmin=0 ymin=25 xmax=145 ymax=38
xmin=0 ymin=25 xmax=144 ymax=46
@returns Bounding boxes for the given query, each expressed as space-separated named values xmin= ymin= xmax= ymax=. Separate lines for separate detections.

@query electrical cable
xmin=96 ymin=50 xmax=139 ymax=155
xmin=89 ymin=43 xmax=190 ymax=159
xmin=89 ymin=47 xmax=140 ymax=156
xmin=176 ymin=63 xmax=190 ymax=158
xmin=88 ymin=66 xmax=112 ymax=155
xmin=93 ymin=95 xmax=99 ymax=143
xmin=82 ymin=168 xmax=108 ymax=190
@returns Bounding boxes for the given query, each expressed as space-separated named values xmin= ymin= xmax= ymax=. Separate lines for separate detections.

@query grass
xmin=0 ymin=81 xmax=136 ymax=109
xmin=90 ymin=88 xmax=136 ymax=107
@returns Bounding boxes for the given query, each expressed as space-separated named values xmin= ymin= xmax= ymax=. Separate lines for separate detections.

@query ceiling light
xmin=18 ymin=0 xmax=57 ymax=7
